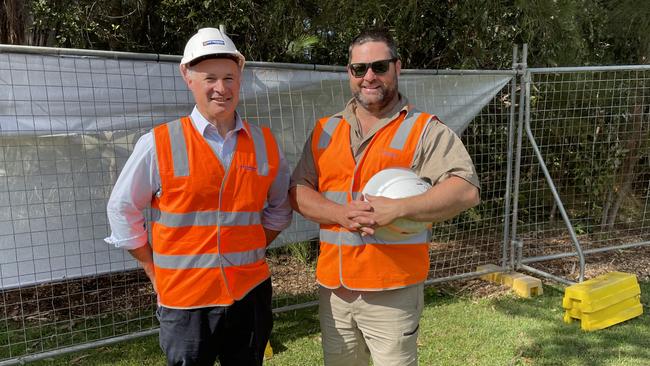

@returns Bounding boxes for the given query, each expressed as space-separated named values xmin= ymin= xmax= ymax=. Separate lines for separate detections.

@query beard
xmin=352 ymin=75 xmax=399 ymax=112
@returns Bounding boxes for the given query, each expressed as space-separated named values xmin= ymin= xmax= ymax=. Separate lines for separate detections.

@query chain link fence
xmin=0 ymin=45 xmax=648 ymax=365
xmin=516 ymin=66 xmax=650 ymax=282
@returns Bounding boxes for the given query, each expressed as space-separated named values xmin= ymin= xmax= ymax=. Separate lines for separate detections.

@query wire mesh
xmin=0 ymin=53 xmax=178 ymax=362
xmin=519 ymin=68 xmax=650 ymax=270
xmin=1 ymin=46 xmax=514 ymax=363
xmin=1 ymin=50 xmax=646 ymax=363
xmin=427 ymin=81 xmax=514 ymax=280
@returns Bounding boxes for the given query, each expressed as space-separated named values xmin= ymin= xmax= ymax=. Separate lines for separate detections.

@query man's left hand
xmin=362 ymin=194 xmax=405 ymax=234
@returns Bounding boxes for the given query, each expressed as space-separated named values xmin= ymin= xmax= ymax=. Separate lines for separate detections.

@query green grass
xmin=22 ymin=281 xmax=650 ymax=366
xmin=268 ymin=240 xmax=319 ymax=267
xmin=0 ymin=307 xmax=158 ymax=361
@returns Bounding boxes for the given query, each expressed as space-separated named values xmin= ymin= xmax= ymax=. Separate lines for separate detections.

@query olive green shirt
xmin=290 ymin=95 xmax=480 ymax=191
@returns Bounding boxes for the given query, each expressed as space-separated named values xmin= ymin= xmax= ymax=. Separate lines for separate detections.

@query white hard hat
xmin=362 ymin=168 xmax=432 ymax=241
xmin=180 ymin=27 xmax=245 ymax=69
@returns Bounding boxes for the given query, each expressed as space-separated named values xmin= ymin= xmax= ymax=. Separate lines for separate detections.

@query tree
xmin=7 ymin=0 xmax=648 ymax=69
xmin=1 ymin=0 xmax=27 ymax=44
xmin=6 ymin=0 xmax=648 ymax=233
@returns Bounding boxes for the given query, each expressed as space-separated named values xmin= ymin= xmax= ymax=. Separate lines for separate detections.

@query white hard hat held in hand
xmin=362 ymin=168 xmax=432 ymax=241
xmin=180 ymin=27 xmax=246 ymax=69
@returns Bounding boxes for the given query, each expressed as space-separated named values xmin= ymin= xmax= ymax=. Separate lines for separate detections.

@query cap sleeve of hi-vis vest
xmin=152 ymin=122 xmax=176 ymax=174
xmin=290 ymin=132 xmax=319 ymax=190
xmin=259 ymin=125 xmax=281 ymax=179
xmin=412 ymin=117 xmax=480 ymax=190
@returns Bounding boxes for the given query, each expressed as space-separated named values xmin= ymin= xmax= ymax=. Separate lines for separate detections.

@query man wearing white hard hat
xmin=105 ymin=27 xmax=291 ymax=365
xmin=290 ymin=29 xmax=480 ymax=366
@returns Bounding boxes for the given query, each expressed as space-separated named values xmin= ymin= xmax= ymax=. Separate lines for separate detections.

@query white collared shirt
xmin=104 ymin=107 xmax=292 ymax=250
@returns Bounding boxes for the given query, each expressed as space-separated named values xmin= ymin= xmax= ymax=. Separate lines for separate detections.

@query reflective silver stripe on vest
xmin=389 ymin=111 xmax=426 ymax=150
xmin=323 ymin=191 xmax=347 ymax=204
xmin=153 ymin=248 xmax=265 ymax=269
xmin=322 ymin=191 xmax=363 ymax=204
xmin=317 ymin=117 xmax=341 ymax=149
xmin=151 ymin=209 xmax=261 ymax=227
xmin=319 ymin=228 xmax=429 ymax=246
xmin=248 ymin=125 xmax=270 ymax=176
xmin=167 ymin=119 xmax=189 ymax=177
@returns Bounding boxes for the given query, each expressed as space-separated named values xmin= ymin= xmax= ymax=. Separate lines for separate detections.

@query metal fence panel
xmin=1 ymin=53 xmax=645 ymax=364
xmin=0 ymin=45 xmax=514 ymax=364
xmin=427 ymin=80 xmax=515 ymax=282
xmin=517 ymin=67 xmax=650 ymax=278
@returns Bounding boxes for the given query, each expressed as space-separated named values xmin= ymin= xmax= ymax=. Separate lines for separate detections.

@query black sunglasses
xmin=348 ymin=58 xmax=398 ymax=78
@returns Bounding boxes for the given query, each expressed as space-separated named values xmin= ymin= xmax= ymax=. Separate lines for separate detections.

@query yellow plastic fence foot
xmin=264 ymin=340 xmax=273 ymax=359
xmin=562 ymin=271 xmax=643 ymax=331
xmin=477 ymin=264 xmax=543 ymax=298
xmin=508 ymin=273 xmax=544 ymax=298
xmin=478 ymin=264 xmax=503 ymax=283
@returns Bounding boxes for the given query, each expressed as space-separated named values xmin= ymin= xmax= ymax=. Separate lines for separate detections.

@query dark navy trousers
xmin=156 ymin=278 xmax=273 ymax=366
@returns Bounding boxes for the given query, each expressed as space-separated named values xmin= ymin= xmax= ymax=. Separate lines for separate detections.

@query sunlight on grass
xmin=26 ymin=282 xmax=649 ymax=366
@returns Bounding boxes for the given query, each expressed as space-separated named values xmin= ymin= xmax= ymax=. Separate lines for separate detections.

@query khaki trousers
xmin=319 ymin=283 xmax=424 ymax=366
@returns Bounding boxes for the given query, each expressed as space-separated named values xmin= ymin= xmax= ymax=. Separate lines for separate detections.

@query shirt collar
xmin=189 ymin=106 xmax=248 ymax=137
xmin=335 ymin=93 xmax=411 ymax=126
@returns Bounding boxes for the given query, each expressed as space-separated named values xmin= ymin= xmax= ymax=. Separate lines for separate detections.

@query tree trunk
xmin=1 ymin=0 xmax=26 ymax=44
xmin=549 ymin=200 xmax=557 ymax=223
xmin=135 ymin=0 xmax=159 ymax=51
xmin=601 ymin=188 xmax=614 ymax=229
xmin=605 ymin=102 xmax=646 ymax=228
xmin=106 ymin=0 xmax=124 ymax=50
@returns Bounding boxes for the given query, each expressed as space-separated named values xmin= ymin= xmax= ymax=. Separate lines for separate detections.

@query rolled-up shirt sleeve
xmin=104 ymin=132 xmax=158 ymax=250
xmin=289 ymin=136 xmax=318 ymax=190
xmin=262 ymin=149 xmax=293 ymax=231
xmin=413 ymin=118 xmax=480 ymax=190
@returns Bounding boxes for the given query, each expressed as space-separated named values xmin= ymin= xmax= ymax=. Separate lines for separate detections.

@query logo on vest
xmin=382 ymin=150 xmax=398 ymax=159
xmin=239 ymin=165 xmax=257 ymax=172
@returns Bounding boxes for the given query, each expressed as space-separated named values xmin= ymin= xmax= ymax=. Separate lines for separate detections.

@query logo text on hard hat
xmin=203 ymin=40 xmax=225 ymax=46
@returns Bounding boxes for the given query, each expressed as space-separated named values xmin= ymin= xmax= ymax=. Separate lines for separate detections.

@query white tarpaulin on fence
xmin=0 ymin=50 xmax=512 ymax=289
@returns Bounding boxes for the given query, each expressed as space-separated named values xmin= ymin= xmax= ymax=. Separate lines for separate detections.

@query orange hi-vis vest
xmin=151 ymin=116 xmax=279 ymax=308
xmin=312 ymin=109 xmax=434 ymax=290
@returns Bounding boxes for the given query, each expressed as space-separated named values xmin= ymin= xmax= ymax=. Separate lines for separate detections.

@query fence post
xmin=522 ymin=69 xmax=586 ymax=282
xmin=501 ymin=45 xmax=519 ymax=269
xmin=510 ymin=44 xmax=527 ymax=271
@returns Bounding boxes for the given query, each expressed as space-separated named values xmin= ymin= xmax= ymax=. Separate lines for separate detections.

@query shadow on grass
xmin=269 ymin=305 xmax=320 ymax=354
xmin=269 ymin=284 xmax=464 ymax=356
xmin=491 ymin=282 xmax=650 ymax=366
xmin=424 ymin=285 xmax=469 ymax=306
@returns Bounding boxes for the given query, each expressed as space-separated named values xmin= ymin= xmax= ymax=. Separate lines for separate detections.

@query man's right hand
xmin=141 ymin=261 xmax=157 ymax=293
xmin=128 ymin=244 xmax=157 ymax=293
xmin=290 ymin=185 xmax=374 ymax=235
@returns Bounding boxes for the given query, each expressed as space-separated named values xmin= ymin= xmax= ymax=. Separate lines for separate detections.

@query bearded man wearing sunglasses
xmin=290 ymin=29 xmax=480 ymax=366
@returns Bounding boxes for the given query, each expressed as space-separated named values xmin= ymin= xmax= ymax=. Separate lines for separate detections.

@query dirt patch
xmin=0 ymin=270 xmax=156 ymax=324
xmin=267 ymin=255 xmax=318 ymax=297
xmin=439 ymin=245 xmax=650 ymax=299
xmin=526 ymin=245 xmax=650 ymax=282
xmin=0 ymin=255 xmax=319 ymax=325
xmin=1 ymin=243 xmax=648 ymax=325
xmin=515 ymin=231 xmax=650 ymax=282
